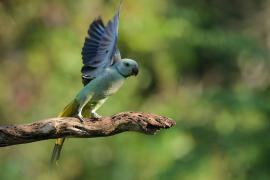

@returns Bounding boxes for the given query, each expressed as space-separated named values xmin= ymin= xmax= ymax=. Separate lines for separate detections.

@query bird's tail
xmin=50 ymin=138 xmax=65 ymax=167
xmin=50 ymin=99 xmax=79 ymax=168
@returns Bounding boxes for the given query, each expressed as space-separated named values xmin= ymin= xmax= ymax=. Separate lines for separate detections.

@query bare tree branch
xmin=0 ymin=112 xmax=176 ymax=147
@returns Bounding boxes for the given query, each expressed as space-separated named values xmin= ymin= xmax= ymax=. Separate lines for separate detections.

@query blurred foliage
xmin=0 ymin=0 xmax=270 ymax=180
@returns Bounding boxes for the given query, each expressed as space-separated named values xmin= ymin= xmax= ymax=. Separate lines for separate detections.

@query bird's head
xmin=115 ymin=59 xmax=139 ymax=78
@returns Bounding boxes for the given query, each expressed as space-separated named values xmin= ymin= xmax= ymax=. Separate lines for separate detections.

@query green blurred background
xmin=0 ymin=0 xmax=270 ymax=179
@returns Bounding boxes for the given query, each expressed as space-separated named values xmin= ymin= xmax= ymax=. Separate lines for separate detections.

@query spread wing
xmin=81 ymin=9 xmax=121 ymax=85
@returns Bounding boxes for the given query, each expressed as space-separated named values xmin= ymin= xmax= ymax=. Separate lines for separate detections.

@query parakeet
xmin=50 ymin=7 xmax=139 ymax=166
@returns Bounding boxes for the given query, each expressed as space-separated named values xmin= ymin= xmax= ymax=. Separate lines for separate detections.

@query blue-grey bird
xmin=50 ymin=7 xmax=139 ymax=165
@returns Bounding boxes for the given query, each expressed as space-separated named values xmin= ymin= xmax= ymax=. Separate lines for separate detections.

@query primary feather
xmin=81 ymin=9 xmax=121 ymax=85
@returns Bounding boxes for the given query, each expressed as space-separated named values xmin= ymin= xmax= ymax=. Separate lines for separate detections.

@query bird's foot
xmin=75 ymin=114 xmax=85 ymax=123
xmin=91 ymin=112 xmax=102 ymax=119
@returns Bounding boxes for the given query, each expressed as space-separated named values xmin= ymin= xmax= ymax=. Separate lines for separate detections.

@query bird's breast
xmin=91 ymin=70 xmax=125 ymax=100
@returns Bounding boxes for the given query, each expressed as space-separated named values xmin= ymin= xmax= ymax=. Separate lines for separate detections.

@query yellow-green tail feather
xmin=50 ymin=99 xmax=79 ymax=167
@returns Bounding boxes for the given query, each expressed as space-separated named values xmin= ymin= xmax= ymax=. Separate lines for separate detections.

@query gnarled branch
xmin=0 ymin=112 xmax=175 ymax=147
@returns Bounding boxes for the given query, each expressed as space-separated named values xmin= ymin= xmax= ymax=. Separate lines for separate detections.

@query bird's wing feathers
xmin=81 ymin=10 xmax=120 ymax=85
xmin=82 ymin=17 xmax=106 ymax=67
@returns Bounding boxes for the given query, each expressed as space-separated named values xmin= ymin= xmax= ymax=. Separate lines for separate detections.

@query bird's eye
xmin=124 ymin=63 xmax=130 ymax=67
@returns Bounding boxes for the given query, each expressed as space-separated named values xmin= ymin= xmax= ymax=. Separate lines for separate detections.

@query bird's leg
xmin=89 ymin=99 xmax=106 ymax=119
xmin=75 ymin=92 xmax=94 ymax=122
xmin=75 ymin=106 xmax=85 ymax=123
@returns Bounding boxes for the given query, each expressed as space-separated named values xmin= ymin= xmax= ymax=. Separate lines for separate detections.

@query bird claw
xmin=91 ymin=112 xmax=101 ymax=119
xmin=75 ymin=115 xmax=84 ymax=123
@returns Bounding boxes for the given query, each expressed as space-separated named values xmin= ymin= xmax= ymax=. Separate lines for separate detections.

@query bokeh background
xmin=0 ymin=0 xmax=270 ymax=179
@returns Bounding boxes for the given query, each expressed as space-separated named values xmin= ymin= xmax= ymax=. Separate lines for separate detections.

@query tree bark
xmin=0 ymin=112 xmax=175 ymax=147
